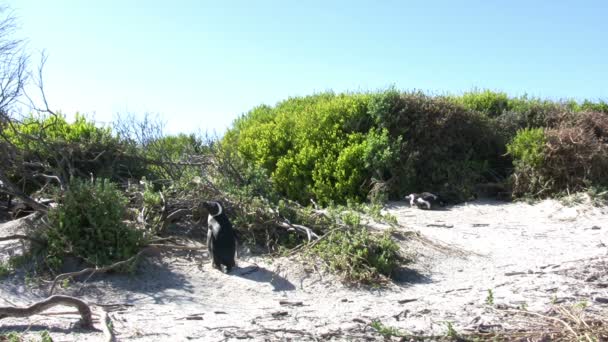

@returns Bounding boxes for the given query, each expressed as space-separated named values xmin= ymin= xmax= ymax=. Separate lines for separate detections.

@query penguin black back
xmin=203 ymin=201 xmax=237 ymax=272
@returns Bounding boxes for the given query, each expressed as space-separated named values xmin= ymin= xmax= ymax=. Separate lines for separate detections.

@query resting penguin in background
xmin=406 ymin=192 xmax=442 ymax=210
xmin=203 ymin=201 xmax=237 ymax=272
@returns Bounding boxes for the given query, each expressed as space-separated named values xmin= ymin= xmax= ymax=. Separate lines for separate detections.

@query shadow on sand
xmin=391 ymin=266 xmax=433 ymax=286
xmin=231 ymin=264 xmax=296 ymax=291
xmin=76 ymin=256 xmax=196 ymax=305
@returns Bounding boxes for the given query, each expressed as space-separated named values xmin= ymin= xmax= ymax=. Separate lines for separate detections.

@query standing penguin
xmin=203 ymin=201 xmax=237 ymax=272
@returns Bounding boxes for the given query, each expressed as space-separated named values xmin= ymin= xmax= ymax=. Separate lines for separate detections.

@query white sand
xmin=1 ymin=199 xmax=607 ymax=341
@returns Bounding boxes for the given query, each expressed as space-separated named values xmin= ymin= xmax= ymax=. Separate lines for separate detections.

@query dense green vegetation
xmin=2 ymin=89 xmax=607 ymax=283
xmin=225 ymin=89 xmax=608 ymax=204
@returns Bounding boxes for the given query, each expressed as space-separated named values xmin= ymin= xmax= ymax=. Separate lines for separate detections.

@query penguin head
xmin=203 ymin=201 xmax=223 ymax=217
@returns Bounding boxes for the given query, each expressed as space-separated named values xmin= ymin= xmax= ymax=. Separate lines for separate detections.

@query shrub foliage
xmin=225 ymin=89 xmax=608 ymax=203
xmin=224 ymin=93 xmax=399 ymax=205
xmin=45 ymin=178 xmax=144 ymax=270
xmin=311 ymin=227 xmax=401 ymax=284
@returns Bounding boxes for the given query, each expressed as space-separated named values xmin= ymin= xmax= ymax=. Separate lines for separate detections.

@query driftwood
xmin=0 ymin=295 xmax=93 ymax=328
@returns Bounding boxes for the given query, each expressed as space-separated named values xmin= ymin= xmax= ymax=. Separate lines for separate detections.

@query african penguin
xmin=405 ymin=193 xmax=419 ymax=207
xmin=203 ymin=201 xmax=237 ymax=272
xmin=406 ymin=192 xmax=442 ymax=210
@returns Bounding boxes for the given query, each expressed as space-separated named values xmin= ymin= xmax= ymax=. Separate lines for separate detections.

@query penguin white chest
xmin=208 ymin=215 xmax=221 ymax=236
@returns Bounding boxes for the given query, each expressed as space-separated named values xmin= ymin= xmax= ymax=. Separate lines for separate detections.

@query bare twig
xmin=165 ymin=208 xmax=189 ymax=222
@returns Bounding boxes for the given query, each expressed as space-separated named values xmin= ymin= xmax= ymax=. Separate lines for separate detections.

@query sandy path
xmin=1 ymin=199 xmax=607 ymax=341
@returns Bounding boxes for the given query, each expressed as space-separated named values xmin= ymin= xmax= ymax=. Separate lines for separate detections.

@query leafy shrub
xmin=371 ymin=90 xmax=504 ymax=201
xmin=45 ymin=178 xmax=144 ymax=270
xmin=225 ymin=89 xmax=608 ymax=204
xmin=311 ymin=227 xmax=400 ymax=284
xmin=507 ymin=128 xmax=546 ymax=169
xmin=580 ymin=100 xmax=608 ymax=114
xmin=507 ymin=128 xmax=549 ymax=197
xmin=225 ymin=92 xmax=399 ymax=205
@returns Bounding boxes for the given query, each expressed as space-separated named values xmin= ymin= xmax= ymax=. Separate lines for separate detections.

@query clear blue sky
xmin=6 ymin=0 xmax=608 ymax=134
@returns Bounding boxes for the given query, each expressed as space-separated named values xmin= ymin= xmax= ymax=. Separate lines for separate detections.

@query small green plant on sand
xmin=370 ymin=320 xmax=406 ymax=338
xmin=445 ymin=321 xmax=459 ymax=339
xmin=485 ymin=289 xmax=495 ymax=305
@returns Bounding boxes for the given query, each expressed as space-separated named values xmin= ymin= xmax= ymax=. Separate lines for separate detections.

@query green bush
xmin=225 ymin=92 xmax=398 ymax=205
xmin=507 ymin=128 xmax=546 ymax=169
xmin=45 ymin=178 xmax=144 ymax=270
xmin=311 ymin=227 xmax=400 ymax=284
xmin=506 ymin=128 xmax=549 ymax=197
xmin=371 ymin=90 xmax=504 ymax=201
xmin=580 ymin=100 xmax=608 ymax=114
xmin=224 ymin=89 xmax=608 ymax=204
xmin=457 ymin=89 xmax=510 ymax=117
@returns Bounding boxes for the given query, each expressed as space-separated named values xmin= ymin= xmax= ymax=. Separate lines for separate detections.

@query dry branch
xmin=165 ymin=208 xmax=189 ymax=223
xmin=0 ymin=295 xmax=93 ymax=328
xmin=276 ymin=221 xmax=319 ymax=241
xmin=285 ymin=226 xmax=348 ymax=256
xmin=49 ymin=248 xmax=147 ymax=296
xmin=0 ymin=170 xmax=49 ymax=212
